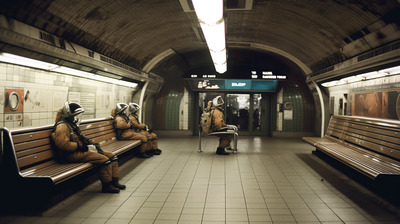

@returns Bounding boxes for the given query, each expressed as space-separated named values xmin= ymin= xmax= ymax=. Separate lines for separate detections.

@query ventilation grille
xmin=100 ymin=55 xmax=142 ymax=75
xmin=357 ymin=40 xmax=400 ymax=62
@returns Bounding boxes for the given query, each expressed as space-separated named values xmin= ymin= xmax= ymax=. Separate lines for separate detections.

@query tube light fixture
xmin=0 ymin=52 xmax=59 ymax=70
xmin=192 ymin=0 xmax=227 ymax=74
xmin=0 ymin=52 xmax=138 ymax=88
xmin=320 ymin=66 xmax=399 ymax=87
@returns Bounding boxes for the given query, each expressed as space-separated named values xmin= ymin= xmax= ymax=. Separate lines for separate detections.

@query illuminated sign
xmin=187 ymin=70 xmax=286 ymax=80
xmin=190 ymin=79 xmax=277 ymax=92
xmin=226 ymin=80 xmax=251 ymax=90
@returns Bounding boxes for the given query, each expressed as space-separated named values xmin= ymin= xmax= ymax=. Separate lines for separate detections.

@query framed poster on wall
xmin=5 ymin=88 xmax=23 ymax=113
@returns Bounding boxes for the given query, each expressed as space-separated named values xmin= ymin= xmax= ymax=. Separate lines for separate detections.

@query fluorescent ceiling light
xmin=320 ymin=65 xmax=400 ymax=87
xmin=0 ymin=52 xmax=138 ymax=88
xmin=356 ymin=71 xmax=387 ymax=80
xmin=0 ymin=53 xmax=58 ymax=70
xmin=51 ymin=66 xmax=94 ymax=78
xmin=380 ymin=65 xmax=400 ymax=75
xmin=192 ymin=0 xmax=227 ymax=74
xmin=340 ymin=76 xmax=363 ymax=83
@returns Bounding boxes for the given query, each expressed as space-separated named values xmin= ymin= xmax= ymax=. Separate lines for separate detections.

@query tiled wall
xmin=0 ymin=62 xmax=133 ymax=129
xmin=179 ymin=88 xmax=189 ymax=130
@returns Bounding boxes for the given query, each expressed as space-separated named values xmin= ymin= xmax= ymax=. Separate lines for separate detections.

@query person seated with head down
xmin=128 ymin=102 xmax=162 ymax=155
xmin=111 ymin=102 xmax=153 ymax=158
xmin=211 ymin=96 xmax=238 ymax=155
xmin=51 ymin=102 xmax=126 ymax=193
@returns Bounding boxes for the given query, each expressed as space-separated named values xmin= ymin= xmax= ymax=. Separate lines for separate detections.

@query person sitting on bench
xmin=112 ymin=102 xmax=152 ymax=158
xmin=211 ymin=96 xmax=238 ymax=155
xmin=128 ymin=102 xmax=162 ymax=155
xmin=51 ymin=102 xmax=126 ymax=193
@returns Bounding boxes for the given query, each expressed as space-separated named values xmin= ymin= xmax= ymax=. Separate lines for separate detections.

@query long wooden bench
xmin=1 ymin=117 xmax=141 ymax=185
xmin=303 ymin=115 xmax=400 ymax=182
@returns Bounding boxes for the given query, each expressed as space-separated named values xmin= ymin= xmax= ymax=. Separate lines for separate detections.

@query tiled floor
xmin=1 ymin=136 xmax=399 ymax=223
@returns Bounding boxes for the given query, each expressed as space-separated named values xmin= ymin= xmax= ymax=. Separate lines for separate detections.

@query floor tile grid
xmin=257 ymin=138 xmax=392 ymax=224
xmin=1 ymin=137 xmax=400 ymax=224
xmin=129 ymin=137 xmax=198 ymax=223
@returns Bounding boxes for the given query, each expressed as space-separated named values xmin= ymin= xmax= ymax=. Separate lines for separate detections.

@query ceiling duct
xmin=308 ymin=40 xmax=400 ymax=83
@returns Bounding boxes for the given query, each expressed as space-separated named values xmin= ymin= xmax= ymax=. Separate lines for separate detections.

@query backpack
xmin=199 ymin=101 xmax=213 ymax=136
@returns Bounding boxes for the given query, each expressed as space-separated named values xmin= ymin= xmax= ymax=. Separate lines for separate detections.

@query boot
xmin=150 ymin=149 xmax=162 ymax=155
xmin=102 ymin=182 xmax=120 ymax=193
xmin=216 ymin=147 xmax=230 ymax=155
xmin=112 ymin=178 xmax=126 ymax=190
xmin=137 ymin=151 xmax=151 ymax=158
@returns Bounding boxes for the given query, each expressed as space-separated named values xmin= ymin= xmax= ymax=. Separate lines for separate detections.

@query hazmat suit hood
xmin=55 ymin=109 xmax=63 ymax=123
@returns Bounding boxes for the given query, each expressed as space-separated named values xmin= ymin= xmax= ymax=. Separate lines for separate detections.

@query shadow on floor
xmin=297 ymin=151 xmax=400 ymax=218
xmin=0 ymin=149 xmax=145 ymax=216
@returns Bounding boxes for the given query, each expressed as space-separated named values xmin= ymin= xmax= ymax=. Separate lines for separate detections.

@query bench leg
xmin=233 ymin=132 xmax=238 ymax=154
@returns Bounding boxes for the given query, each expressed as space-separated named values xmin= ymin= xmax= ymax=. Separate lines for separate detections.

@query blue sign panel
xmin=225 ymin=80 xmax=251 ymax=90
xmin=252 ymin=80 xmax=277 ymax=90
xmin=190 ymin=79 xmax=277 ymax=92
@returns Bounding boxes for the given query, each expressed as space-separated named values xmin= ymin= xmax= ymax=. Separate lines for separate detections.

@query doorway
xmin=198 ymin=93 xmax=270 ymax=135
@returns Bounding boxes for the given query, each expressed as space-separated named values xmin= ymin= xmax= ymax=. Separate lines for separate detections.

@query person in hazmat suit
xmin=128 ymin=102 xmax=162 ymax=155
xmin=51 ymin=102 xmax=126 ymax=193
xmin=211 ymin=96 xmax=238 ymax=155
xmin=111 ymin=102 xmax=152 ymax=158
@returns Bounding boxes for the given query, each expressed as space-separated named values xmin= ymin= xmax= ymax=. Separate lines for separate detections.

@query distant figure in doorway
xmin=253 ymin=108 xmax=260 ymax=130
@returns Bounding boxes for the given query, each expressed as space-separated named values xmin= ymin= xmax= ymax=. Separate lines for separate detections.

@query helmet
xmin=212 ymin=96 xmax=224 ymax=107
xmin=61 ymin=102 xmax=84 ymax=124
xmin=115 ymin=103 xmax=128 ymax=115
xmin=129 ymin=102 xmax=140 ymax=114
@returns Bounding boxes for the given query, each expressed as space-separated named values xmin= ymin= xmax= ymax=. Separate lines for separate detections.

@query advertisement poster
xmin=351 ymin=88 xmax=400 ymax=120
xmin=68 ymin=91 xmax=95 ymax=116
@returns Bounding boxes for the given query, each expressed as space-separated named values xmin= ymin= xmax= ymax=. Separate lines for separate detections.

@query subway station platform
xmin=0 ymin=136 xmax=399 ymax=223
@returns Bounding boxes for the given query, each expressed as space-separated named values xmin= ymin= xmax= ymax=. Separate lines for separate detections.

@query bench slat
xmin=316 ymin=142 xmax=400 ymax=177
xmin=81 ymin=124 xmax=114 ymax=135
xmin=18 ymin=149 xmax=54 ymax=169
xmin=14 ymin=138 xmax=51 ymax=152
xmin=90 ymin=132 xmax=117 ymax=144
xmin=16 ymin=144 xmax=52 ymax=158
xmin=11 ymin=129 xmax=53 ymax=144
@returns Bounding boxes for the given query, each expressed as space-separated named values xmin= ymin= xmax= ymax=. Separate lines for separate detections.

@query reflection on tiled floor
xmin=1 ymin=136 xmax=399 ymax=223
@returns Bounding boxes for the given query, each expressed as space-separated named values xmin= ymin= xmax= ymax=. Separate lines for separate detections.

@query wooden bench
xmin=1 ymin=117 xmax=141 ymax=186
xmin=303 ymin=115 xmax=400 ymax=182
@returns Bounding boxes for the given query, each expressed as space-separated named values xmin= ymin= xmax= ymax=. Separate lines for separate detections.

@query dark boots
xmin=102 ymin=182 xmax=120 ymax=193
xmin=150 ymin=149 xmax=162 ymax=155
xmin=216 ymin=147 xmax=230 ymax=155
xmin=137 ymin=151 xmax=152 ymax=158
xmin=112 ymin=178 xmax=126 ymax=189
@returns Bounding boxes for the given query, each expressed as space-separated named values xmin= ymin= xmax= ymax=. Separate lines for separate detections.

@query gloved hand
xmin=128 ymin=121 xmax=134 ymax=129
xmin=78 ymin=142 xmax=88 ymax=152
xmin=94 ymin=143 xmax=104 ymax=154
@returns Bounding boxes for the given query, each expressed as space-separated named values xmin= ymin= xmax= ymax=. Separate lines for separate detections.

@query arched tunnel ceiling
xmin=1 ymin=0 xmax=400 ymax=78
